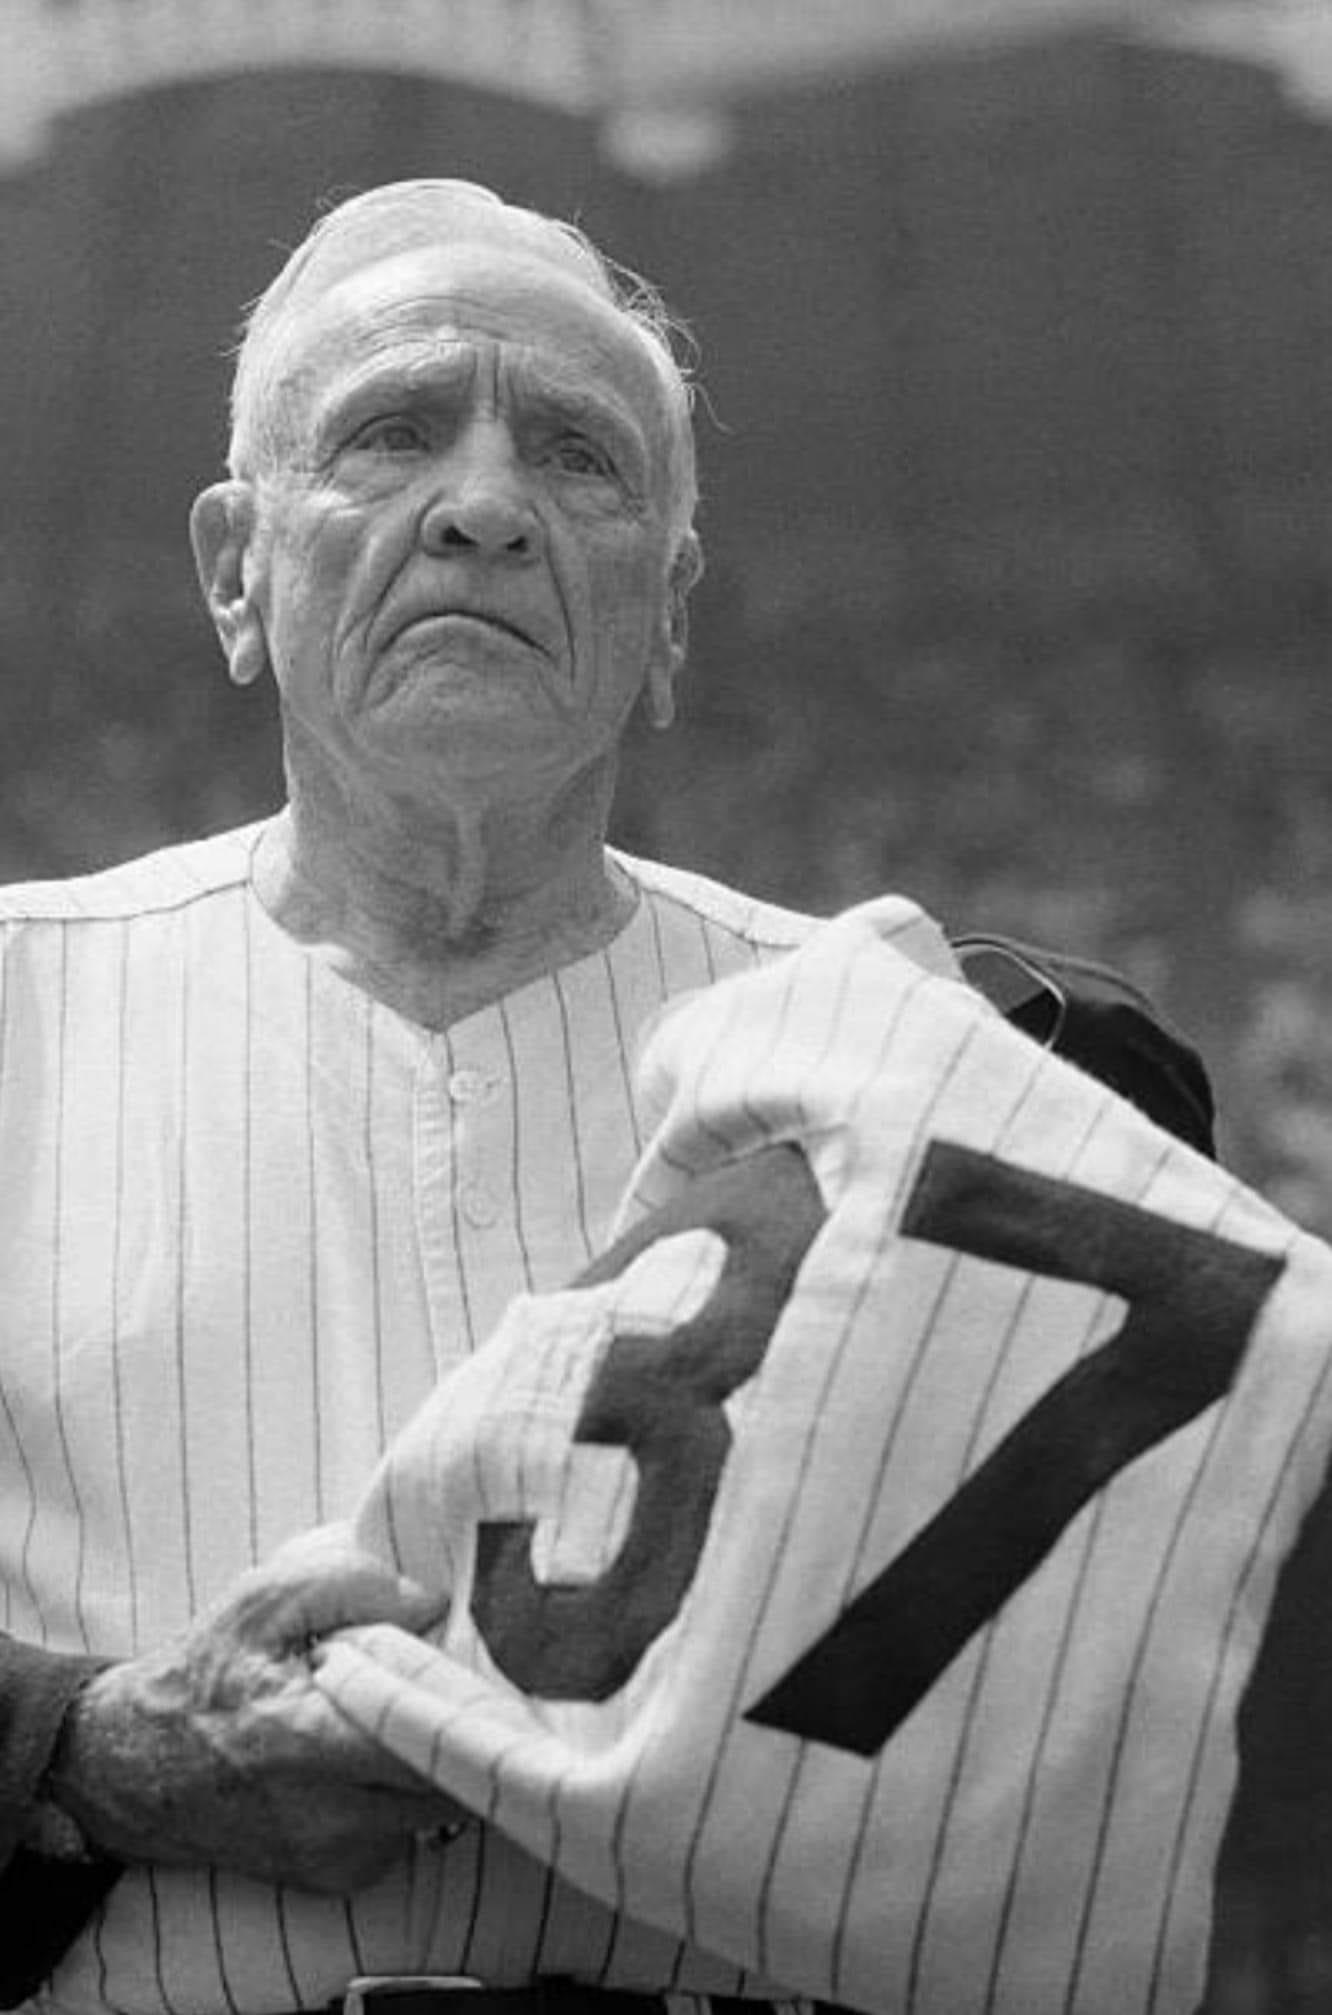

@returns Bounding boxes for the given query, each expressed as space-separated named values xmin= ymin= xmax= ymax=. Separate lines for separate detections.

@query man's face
xmin=235 ymin=234 xmax=686 ymax=805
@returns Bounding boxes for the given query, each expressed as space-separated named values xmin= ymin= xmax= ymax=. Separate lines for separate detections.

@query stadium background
xmin=4 ymin=5 xmax=1332 ymax=2005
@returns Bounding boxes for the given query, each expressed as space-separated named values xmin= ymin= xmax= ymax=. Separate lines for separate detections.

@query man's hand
xmin=46 ymin=1525 xmax=468 ymax=1894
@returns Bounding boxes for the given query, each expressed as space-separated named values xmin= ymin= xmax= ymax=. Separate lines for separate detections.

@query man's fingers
xmin=223 ymin=1523 xmax=445 ymax=1651
xmin=276 ymin=1558 xmax=442 ymax=1645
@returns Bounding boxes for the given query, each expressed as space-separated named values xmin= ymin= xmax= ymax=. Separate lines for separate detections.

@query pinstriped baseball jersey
xmin=313 ymin=899 xmax=1332 ymax=2015
xmin=0 ymin=822 xmax=964 ymax=2015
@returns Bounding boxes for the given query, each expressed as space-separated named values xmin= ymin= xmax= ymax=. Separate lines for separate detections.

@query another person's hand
xmin=46 ymin=1524 xmax=467 ymax=1894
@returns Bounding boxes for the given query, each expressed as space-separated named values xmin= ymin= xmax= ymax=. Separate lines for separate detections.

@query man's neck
xmin=251 ymin=775 xmax=636 ymax=1031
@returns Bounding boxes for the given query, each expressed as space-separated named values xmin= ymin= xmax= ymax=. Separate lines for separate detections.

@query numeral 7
xmin=747 ymin=1141 xmax=1283 ymax=1756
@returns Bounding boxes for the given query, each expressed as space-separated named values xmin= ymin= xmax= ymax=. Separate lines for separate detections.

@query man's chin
xmin=365 ymin=685 xmax=562 ymax=768
xmin=375 ymin=635 xmax=561 ymax=706
xmin=372 ymin=661 xmax=554 ymax=724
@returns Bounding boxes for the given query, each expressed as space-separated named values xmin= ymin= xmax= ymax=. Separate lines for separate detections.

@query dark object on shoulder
xmin=952 ymin=934 xmax=1216 ymax=1161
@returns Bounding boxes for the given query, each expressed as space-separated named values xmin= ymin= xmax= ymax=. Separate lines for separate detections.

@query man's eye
xmin=548 ymin=435 xmax=613 ymax=478
xmin=349 ymin=417 xmax=429 ymax=455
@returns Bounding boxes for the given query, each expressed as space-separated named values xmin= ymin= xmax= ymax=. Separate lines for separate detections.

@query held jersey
xmin=316 ymin=896 xmax=1332 ymax=2015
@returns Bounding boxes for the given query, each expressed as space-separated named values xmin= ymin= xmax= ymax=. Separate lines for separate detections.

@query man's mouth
xmin=396 ymin=609 xmax=539 ymax=651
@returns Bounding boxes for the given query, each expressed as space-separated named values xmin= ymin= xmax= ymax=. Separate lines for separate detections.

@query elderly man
xmin=0 ymin=180 xmax=1211 ymax=2012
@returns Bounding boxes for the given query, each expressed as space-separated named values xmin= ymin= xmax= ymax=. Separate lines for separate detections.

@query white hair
xmin=228 ymin=179 xmax=699 ymax=549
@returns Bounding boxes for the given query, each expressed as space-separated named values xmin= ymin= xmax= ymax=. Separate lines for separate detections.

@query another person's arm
xmin=0 ymin=1528 xmax=467 ymax=2006
xmin=0 ymin=1637 xmax=122 ymax=2008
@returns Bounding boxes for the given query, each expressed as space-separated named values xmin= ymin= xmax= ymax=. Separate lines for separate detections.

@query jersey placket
xmin=413 ymin=1026 xmax=516 ymax=1374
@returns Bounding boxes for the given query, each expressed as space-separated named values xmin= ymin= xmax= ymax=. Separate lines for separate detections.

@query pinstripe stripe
xmin=596 ymin=1762 xmax=638 ymax=1985
xmin=440 ymin=1048 xmax=480 ymax=1357
xmin=207 ymin=1867 xmax=240 ymax=2015
xmin=618 ymin=857 xmax=811 ymax=964
xmin=422 ymin=1665 xmax=481 ymax=1780
xmin=687 ymin=968 xmax=955 ymax=1969
xmin=774 ymin=918 xmax=863 ymax=1138
xmin=0 ymin=926 xmax=11 ymax=1635
xmin=696 ymin=912 xmax=718 ymax=985
xmin=665 ymin=981 xmax=756 ymax=1177
xmin=0 ymin=1363 xmax=38 ymax=1636
xmin=1060 ymin=1182 xmax=1279 ymax=2015
xmin=656 ymin=938 xmax=905 ymax=1984
xmin=604 ymin=947 xmax=645 ymax=1157
xmin=1143 ymin=1227 xmax=1319 ymax=2011
xmin=592 ymin=1237 xmax=736 ymax=1971
xmin=305 ymin=959 xmax=325 ymax=1521
xmin=797 ymin=1012 xmax=1010 ymax=2001
xmin=973 ymin=1123 xmax=1197 ymax=2011
xmin=592 ymin=1241 xmax=713 ymax=1603
xmin=528 ymin=1834 xmax=561 ymax=1980
xmin=273 ymin=1888 xmax=303 ymax=2007
xmin=906 ymin=1101 xmax=1148 ymax=2013
xmin=51 ymin=925 xmax=93 ymax=1649
xmin=468 ymin=1303 xmax=492 ymax=1522
xmin=498 ymin=998 xmax=537 ymax=1291
xmin=94 ymin=1904 xmax=113 ymax=2003
xmin=341 ymin=1894 xmax=368 ymax=1982
xmin=365 ymin=997 xmax=411 ymax=1578
xmin=977 ymin=1494 xmax=1119 ymax=2001
xmin=534 ymin=1279 xmax=605 ymax=1632
xmin=647 ymin=891 xmax=669 ymax=1000
xmin=709 ymin=939 xmax=811 ymax=1153
xmin=457 ymin=1803 xmax=492 ymax=1976
xmin=1070 ymin=1455 xmax=1232 ymax=2012
xmin=174 ymin=908 xmax=197 ymax=1617
xmin=109 ymin=919 xmax=144 ymax=1642
xmin=648 ymin=890 xmax=726 ymax=1007
xmin=0 ymin=922 xmax=41 ymax=1632
xmin=146 ymin=1867 xmax=179 ymax=2015
xmin=782 ymin=1023 xmax=1025 ymax=1997
xmin=484 ymin=1724 xmax=555 ymax=1857
xmin=552 ymin=968 xmax=595 ymax=1264
xmin=182 ymin=907 xmax=234 ymax=1993
xmin=365 ymin=998 xmax=388 ymax=1452
xmin=0 ymin=922 xmax=42 ymax=1644
xmin=241 ymin=894 xmax=259 ymax=1569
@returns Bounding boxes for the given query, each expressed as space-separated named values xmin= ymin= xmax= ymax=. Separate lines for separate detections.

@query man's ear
xmin=189 ymin=481 xmax=268 ymax=688
xmin=645 ymin=531 xmax=704 ymax=731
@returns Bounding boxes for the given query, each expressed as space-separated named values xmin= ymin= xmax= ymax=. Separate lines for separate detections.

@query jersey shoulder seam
xmin=0 ymin=824 xmax=263 ymax=927
xmin=612 ymin=848 xmax=816 ymax=950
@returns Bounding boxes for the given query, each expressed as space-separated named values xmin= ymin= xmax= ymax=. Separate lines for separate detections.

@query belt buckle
xmin=343 ymin=1977 xmax=484 ymax=2015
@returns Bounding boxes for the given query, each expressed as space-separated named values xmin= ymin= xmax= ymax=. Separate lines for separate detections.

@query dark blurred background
xmin=6 ymin=6 xmax=1332 ymax=2006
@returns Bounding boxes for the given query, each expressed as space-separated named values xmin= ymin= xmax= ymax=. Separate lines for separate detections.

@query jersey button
xmin=448 ymin=1066 xmax=499 ymax=1105
xmin=459 ymin=1180 xmax=499 ymax=1229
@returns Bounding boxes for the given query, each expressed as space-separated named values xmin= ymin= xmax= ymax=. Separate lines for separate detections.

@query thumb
xmin=281 ymin=1555 xmax=444 ymax=1644
xmin=225 ymin=1522 xmax=446 ymax=1652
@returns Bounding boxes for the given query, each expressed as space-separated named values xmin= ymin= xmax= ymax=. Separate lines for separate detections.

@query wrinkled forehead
xmin=262 ymin=226 xmax=675 ymax=456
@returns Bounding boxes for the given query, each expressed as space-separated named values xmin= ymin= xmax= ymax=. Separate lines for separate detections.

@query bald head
xmin=228 ymin=179 xmax=698 ymax=547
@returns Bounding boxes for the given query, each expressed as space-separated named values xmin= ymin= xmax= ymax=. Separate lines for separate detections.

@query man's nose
xmin=419 ymin=421 xmax=540 ymax=561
